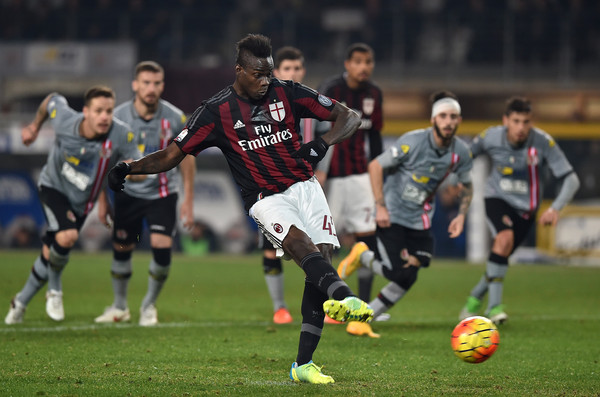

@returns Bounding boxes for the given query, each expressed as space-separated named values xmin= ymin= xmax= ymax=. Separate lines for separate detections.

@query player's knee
xmin=493 ymin=231 xmax=514 ymax=256
xmin=55 ymin=229 xmax=78 ymax=248
xmin=415 ymin=252 xmax=432 ymax=268
xmin=152 ymin=248 xmax=171 ymax=267
xmin=49 ymin=241 xmax=70 ymax=269
xmin=485 ymin=253 xmax=508 ymax=283
xmin=263 ymin=257 xmax=282 ymax=275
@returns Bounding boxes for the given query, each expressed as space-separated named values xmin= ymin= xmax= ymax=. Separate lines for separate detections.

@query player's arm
xmin=538 ymin=171 xmax=580 ymax=227
xmin=22 ymin=93 xmax=57 ymax=146
xmin=368 ymin=158 xmax=390 ymax=228
xmin=96 ymin=189 xmax=113 ymax=228
xmin=448 ymin=182 xmax=473 ymax=238
xmin=321 ymin=102 xmax=360 ymax=145
xmin=178 ymin=154 xmax=196 ymax=229
xmin=108 ymin=142 xmax=186 ymax=191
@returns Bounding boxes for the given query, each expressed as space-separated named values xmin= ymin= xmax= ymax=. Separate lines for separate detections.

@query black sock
xmin=296 ymin=280 xmax=327 ymax=365
xmin=300 ymin=252 xmax=353 ymax=300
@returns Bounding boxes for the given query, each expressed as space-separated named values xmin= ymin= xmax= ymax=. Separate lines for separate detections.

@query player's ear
xmin=131 ymin=79 xmax=138 ymax=93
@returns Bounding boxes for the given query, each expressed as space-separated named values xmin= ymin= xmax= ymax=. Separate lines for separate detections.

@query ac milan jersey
xmin=319 ymin=74 xmax=383 ymax=177
xmin=376 ymin=128 xmax=473 ymax=230
xmin=38 ymin=94 xmax=141 ymax=216
xmin=114 ymin=99 xmax=187 ymax=200
xmin=471 ymin=125 xmax=573 ymax=214
xmin=174 ymin=79 xmax=336 ymax=211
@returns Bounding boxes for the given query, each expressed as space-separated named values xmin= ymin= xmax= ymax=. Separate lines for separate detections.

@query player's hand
xmin=293 ymin=137 xmax=329 ymax=164
xmin=375 ymin=204 xmax=391 ymax=228
xmin=108 ymin=162 xmax=131 ymax=191
xmin=21 ymin=123 xmax=39 ymax=146
xmin=538 ymin=207 xmax=559 ymax=227
xmin=448 ymin=213 xmax=465 ymax=238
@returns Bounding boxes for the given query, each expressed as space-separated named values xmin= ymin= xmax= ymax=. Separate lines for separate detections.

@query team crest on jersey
xmin=272 ymin=223 xmax=284 ymax=234
xmin=161 ymin=118 xmax=172 ymax=139
xmin=362 ymin=97 xmax=375 ymax=116
xmin=101 ymin=144 xmax=112 ymax=159
xmin=269 ymin=101 xmax=285 ymax=122
xmin=527 ymin=153 xmax=539 ymax=166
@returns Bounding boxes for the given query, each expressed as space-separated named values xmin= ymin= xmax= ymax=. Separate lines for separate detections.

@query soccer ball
xmin=451 ymin=316 xmax=500 ymax=363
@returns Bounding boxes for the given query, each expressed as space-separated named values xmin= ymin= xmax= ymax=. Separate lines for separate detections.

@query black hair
xmin=274 ymin=46 xmax=304 ymax=69
xmin=430 ymin=90 xmax=459 ymax=104
xmin=84 ymin=85 xmax=115 ymax=106
xmin=236 ymin=34 xmax=272 ymax=68
xmin=346 ymin=42 xmax=374 ymax=60
xmin=505 ymin=96 xmax=532 ymax=115
xmin=134 ymin=60 xmax=164 ymax=77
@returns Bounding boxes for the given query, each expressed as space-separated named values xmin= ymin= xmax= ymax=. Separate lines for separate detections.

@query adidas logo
xmin=310 ymin=149 xmax=318 ymax=157
xmin=234 ymin=120 xmax=245 ymax=129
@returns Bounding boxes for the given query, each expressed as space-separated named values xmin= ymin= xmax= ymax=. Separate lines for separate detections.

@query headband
xmin=431 ymin=98 xmax=461 ymax=118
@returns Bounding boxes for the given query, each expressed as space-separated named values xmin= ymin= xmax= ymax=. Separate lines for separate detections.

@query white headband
xmin=431 ymin=98 xmax=461 ymax=118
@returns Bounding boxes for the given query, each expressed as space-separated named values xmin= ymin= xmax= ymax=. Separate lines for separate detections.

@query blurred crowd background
xmin=0 ymin=0 xmax=599 ymax=260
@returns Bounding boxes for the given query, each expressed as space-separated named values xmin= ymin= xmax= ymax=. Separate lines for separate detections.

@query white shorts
xmin=325 ymin=173 xmax=376 ymax=234
xmin=249 ymin=177 xmax=340 ymax=258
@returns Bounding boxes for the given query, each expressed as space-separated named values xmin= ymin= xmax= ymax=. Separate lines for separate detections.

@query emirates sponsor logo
xmin=238 ymin=128 xmax=293 ymax=152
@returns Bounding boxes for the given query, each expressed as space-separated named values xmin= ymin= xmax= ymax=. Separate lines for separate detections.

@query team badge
xmin=502 ymin=215 xmax=513 ymax=227
xmin=100 ymin=144 xmax=112 ymax=159
xmin=175 ymin=129 xmax=188 ymax=142
xmin=318 ymin=94 xmax=332 ymax=107
xmin=161 ymin=118 xmax=172 ymax=139
xmin=362 ymin=97 xmax=375 ymax=116
xmin=269 ymin=101 xmax=285 ymax=122
xmin=527 ymin=153 xmax=539 ymax=166
xmin=116 ymin=229 xmax=128 ymax=240
xmin=66 ymin=210 xmax=76 ymax=224
xmin=272 ymin=223 xmax=284 ymax=234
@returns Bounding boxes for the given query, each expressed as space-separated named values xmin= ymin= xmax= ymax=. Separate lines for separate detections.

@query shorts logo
xmin=66 ymin=210 xmax=76 ymax=223
xmin=502 ymin=215 xmax=513 ymax=227
xmin=400 ymin=248 xmax=409 ymax=261
xmin=116 ymin=229 xmax=128 ymax=240
xmin=269 ymin=101 xmax=285 ymax=122
xmin=272 ymin=223 xmax=284 ymax=233
xmin=318 ymin=94 xmax=332 ymax=107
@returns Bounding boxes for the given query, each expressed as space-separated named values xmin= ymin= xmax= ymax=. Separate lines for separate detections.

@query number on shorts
xmin=322 ymin=215 xmax=336 ymax=236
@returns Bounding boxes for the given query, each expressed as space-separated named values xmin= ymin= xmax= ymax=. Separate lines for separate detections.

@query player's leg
xmin=6 ymin=187 xmax=84 ymax=323
xmin=139 ymin=194 xmax=178 ymax=326
xmin=261 ymin=235 xmax=291 ymax=323
xmin=96 ymin=191 xmax=142 ymax=323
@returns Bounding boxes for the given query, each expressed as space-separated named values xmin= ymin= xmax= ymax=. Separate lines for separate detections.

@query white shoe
xmin=139 ymin=304 xmax=158 ymax=326
xmin=5 ymin=298 xmax=26 ymax=324
xmin=95 ymin=306 xmax=131 ymax=323
xmin=374 ymin=313 xmax=391 ymax=322
xmin=45 ymin=289 xmax=64 ymax=321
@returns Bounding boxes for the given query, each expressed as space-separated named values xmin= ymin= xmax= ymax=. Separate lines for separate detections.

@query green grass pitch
xmin=1 ymin=250 xmax=598 ymax=396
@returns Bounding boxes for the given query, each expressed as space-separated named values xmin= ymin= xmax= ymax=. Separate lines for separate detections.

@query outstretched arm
xmin=108 ymin=142 xmax=187 ymax=191
xmin=22 ymin=93 xmax=56 ymax=146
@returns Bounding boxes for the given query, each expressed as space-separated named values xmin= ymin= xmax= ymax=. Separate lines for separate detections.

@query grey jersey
xmin=471 ymin=125 xmax=573 ymax=214
xmin=377 ymin=128 xmax=473 ymax=230
xmin=114 ymin=99 xmax=187 ymax=200
xmin=38 ymin=94 xmax=141 ymax=216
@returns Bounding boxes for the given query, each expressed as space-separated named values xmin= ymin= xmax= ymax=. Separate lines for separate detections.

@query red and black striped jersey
xmin=174 ymin=79 xmax=336 ymax=211
xmin=320 ymin=74 xmax=383 ymax=177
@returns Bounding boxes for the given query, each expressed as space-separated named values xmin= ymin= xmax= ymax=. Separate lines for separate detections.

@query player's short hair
xmin=134 ymin=60 xmax=164 ymax=77
xmin=83 ymin=85 xmax=115 ymax=106
xmin=346 ymin=42 xmax=374 ymax=60
xmin=236 ymin=34 xmax=272 ymax=68
xmin=274 ymin=46 xmax=304 ymax=69
xmin=505 ymin=96 xmax=532 ymax=115
xmin=429 ymin=90 xmax=459 ymax=104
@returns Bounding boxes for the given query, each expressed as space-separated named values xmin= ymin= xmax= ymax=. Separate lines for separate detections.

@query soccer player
xmin=94 ymin=61 xmax=195 ymax=326
xmin=260 ymin=46 xmax=308 ymax=325
xmin=337 ymin=91 xmax=474 ymax=338
xmin=315 ymin=43 xmax=383 ymax=314
xmin=459 ymin=96 xmax=580 ymax=324
xmin=5 ymin=86 xmax=141 ymax=325
xmin=106 ymin=34 xmax=373 ymax=384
